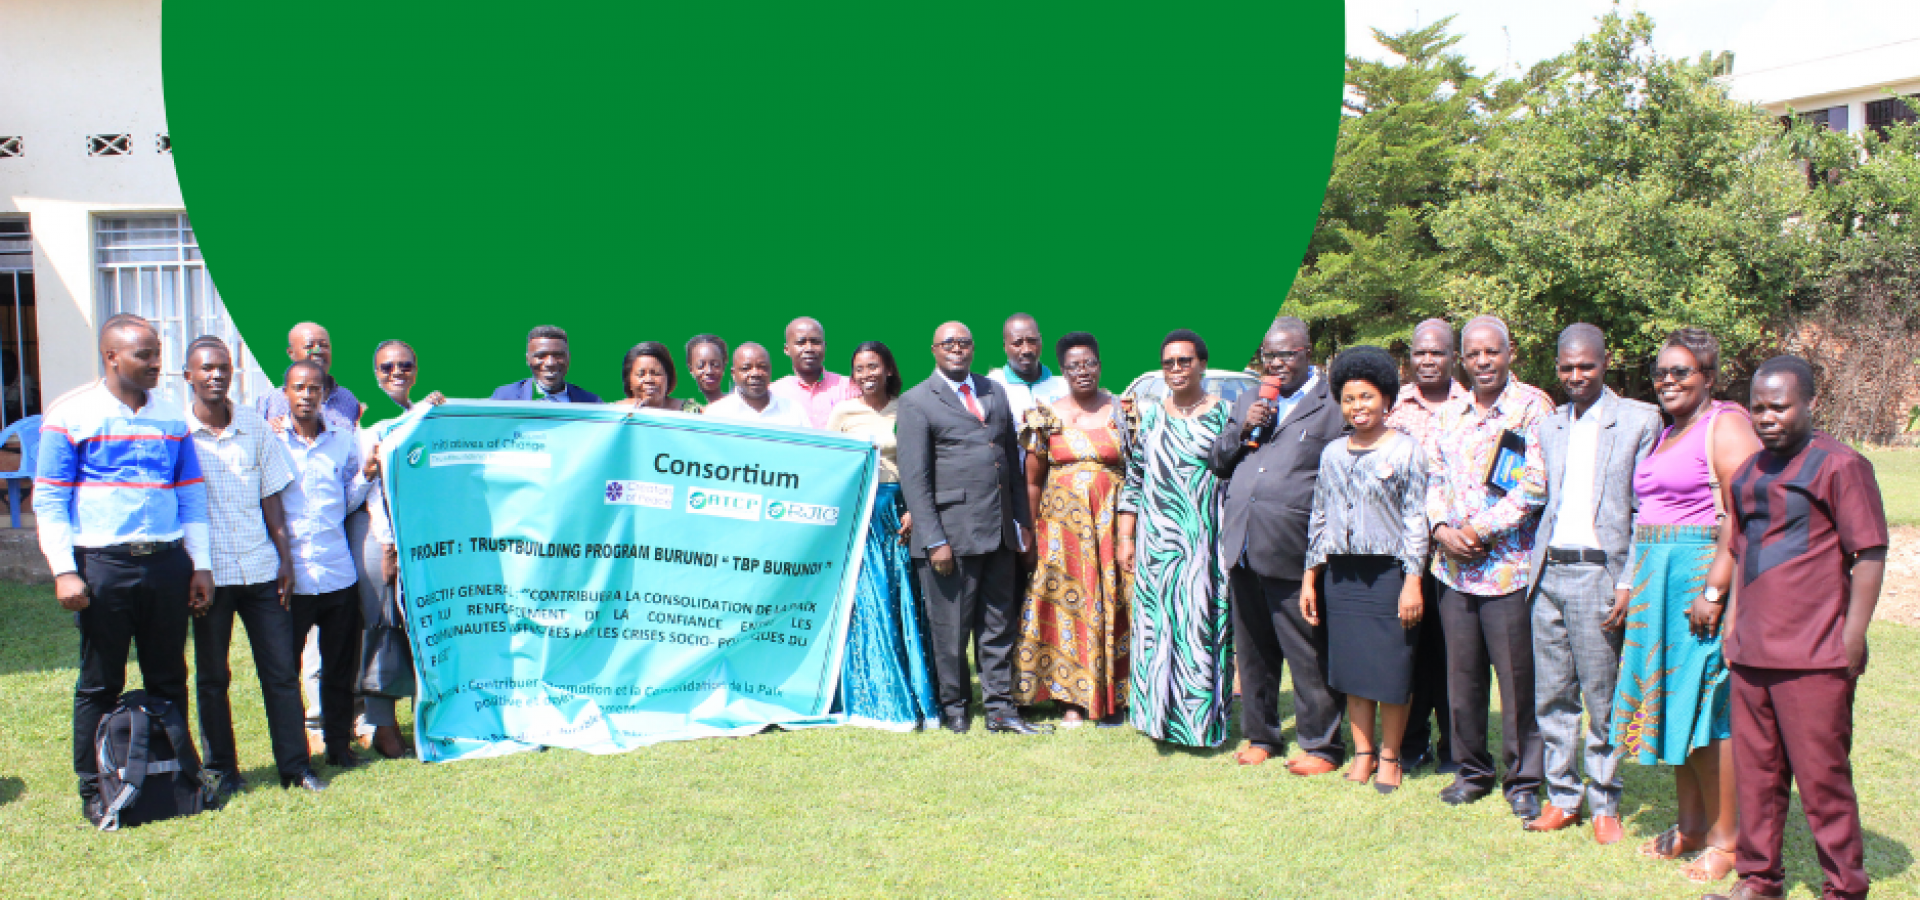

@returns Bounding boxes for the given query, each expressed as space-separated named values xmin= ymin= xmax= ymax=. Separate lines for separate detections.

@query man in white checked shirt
xmin=183 ymin=337 xmax=328 ymax=795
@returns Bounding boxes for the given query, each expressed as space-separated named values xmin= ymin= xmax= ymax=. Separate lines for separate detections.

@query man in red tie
xmin=895 ymin=321 xmax=1039 ymax=735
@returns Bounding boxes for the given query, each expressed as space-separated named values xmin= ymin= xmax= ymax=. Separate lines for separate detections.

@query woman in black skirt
xmin=1300 ymin=346 xmax=1430 ymax=794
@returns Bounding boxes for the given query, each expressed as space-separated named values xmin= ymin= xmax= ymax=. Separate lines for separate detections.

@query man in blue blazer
xmin=490 ymin=325 xmax=601 ymax=403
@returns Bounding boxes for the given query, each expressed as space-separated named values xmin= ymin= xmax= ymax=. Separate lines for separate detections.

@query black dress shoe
xmin=1439 ymin=780 xmax=1493 ymax=806
xmin=984 ymin=714 xmax=1052 ymax=735
xmin=323 ymin=749 xmax=368 ymax=770
xmin=1398 ymin=746 xmax=1434 ymax=773
xmin=941 ymin=715 xmax=972 ymax=734
xmin=280 ymin=769 xmax=329 ymax=792
xmin=207 ymin=770 xmax=248 ymax=807
xmin=1509 ymin=791 xmax=1542 ymax=821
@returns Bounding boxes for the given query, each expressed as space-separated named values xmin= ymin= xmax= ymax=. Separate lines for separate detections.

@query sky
xmin=1344 ymin=0 xmax=1920 ymax=82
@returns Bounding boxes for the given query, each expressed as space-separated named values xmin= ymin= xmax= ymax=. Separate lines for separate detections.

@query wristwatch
xmin=1703 ymin=585 xmax=1725 ymax=605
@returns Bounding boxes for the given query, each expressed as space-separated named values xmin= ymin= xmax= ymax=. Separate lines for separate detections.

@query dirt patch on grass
xmin=1878 ymin=526 xmax=1920 ymax=626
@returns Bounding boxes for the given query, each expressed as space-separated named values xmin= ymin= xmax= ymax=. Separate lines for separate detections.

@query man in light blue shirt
xmin=272 ymin=359 xmax=372 ymax=771
xmin=35 ymin=314 xmax=214 ymax=825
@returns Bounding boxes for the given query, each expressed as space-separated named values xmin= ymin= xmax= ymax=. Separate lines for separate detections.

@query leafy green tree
xmin=1431 ymin=11 xmax=1812 ymax=389
xmin=1283 ymin=18 xmax=1486 ymax=351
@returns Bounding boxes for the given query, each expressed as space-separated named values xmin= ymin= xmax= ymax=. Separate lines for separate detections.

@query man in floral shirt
xmin=1422 ymin=316 xmax=1552 ymax=820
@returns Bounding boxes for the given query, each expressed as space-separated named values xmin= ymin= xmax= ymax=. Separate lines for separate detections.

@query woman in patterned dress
xmin=1117 ymin=329 xmax=1234 ymax=747
xmin=1013 ymin=332 xmax=1132 ymax=727
xmin=825 ymin=341 xmax=939 ymax=729
xmin=1612 ymin=328 xmax=1762 ymax=884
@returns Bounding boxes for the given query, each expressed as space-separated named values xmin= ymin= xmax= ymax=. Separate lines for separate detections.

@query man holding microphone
xmin=1209 ymin=317 xmax=1349 ymax=773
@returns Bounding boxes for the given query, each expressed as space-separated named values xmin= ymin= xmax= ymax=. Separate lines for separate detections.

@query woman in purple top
xmin=1612 ymin=328 xmax=1761 ymax=885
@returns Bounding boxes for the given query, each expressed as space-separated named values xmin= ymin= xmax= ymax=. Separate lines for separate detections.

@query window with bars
xmin=0 ymin=137 xmax=21 ymax=159
xmin=95 ymin=214 xmax=269 ymax=412
xmin=156 ymin=133 xmax=171 ymax=154
xmin=1865 ymin=95 xmax=1919 ymax=138
xmin=1799 ymin=105 xmax=1848 ymax=132
xmin=87 ymin=134 xmax=133 ymax=156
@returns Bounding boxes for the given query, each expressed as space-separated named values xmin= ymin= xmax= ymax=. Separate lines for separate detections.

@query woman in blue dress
xmin=826 ymin=341 xmax=939 ymax=729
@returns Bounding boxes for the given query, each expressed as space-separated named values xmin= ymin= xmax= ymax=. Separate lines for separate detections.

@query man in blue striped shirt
xmin=35 ymin=314 xmax=214 ymax=825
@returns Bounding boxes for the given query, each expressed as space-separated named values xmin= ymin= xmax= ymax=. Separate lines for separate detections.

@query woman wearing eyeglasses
xmin=1612 ymin=327 xmax=1761 ymax=884
xmin=347 ymin=340 xmax=444 ymax=759
xmin=1011 ymin=332 xmax=1133 ymax=728
xmin=1116 ymin=329 xmax=1234 ymax=747
xmin=610 ymin=342 xmax=695 ymax=412
xmin=683 ymin=334 xmax=730 ymax=413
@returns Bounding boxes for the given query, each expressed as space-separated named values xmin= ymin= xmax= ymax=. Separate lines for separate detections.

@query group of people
xmin=35 ymin=310 xmax=1888 ymax=900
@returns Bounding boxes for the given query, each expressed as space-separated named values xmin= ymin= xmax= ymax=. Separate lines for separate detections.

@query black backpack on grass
xmin=93 ymin=690 xmax=214 ymax=830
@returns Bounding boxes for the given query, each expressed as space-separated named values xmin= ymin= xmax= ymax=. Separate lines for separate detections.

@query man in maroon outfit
xmin=1705 ymin=356 xmax=1888 ymax=900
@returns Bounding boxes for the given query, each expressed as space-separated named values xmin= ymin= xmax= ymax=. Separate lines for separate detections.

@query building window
xmin=0 ymin=136 xmax=21 ymax=159
xmin=1799 ymin=105 xmax=1848 ymax=133
xmin=87 ymin=134 xmax=133 ymax=156
xmin=1865 ymin=95 xmax=1919 ymax=138
xmin=156 ymin=133 xmax=171 ymax=154
xmin=95 ymin=214 xmax=269 ymax=410
xmin=0 ymin=219 xmax=39 ymax=427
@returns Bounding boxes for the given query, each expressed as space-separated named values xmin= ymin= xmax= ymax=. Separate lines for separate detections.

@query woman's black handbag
xmin=358 ymin=583 xmax=416 ymax=700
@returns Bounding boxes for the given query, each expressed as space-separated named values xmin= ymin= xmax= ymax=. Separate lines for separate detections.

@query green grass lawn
xmin=2 ymin=581 xmax=1916 ymax=899
xmin=1866 ymin=449 xmax=1920 ymax=528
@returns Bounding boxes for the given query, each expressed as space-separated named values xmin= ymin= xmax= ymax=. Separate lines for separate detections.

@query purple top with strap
xmin=1632 ymin=401 xmax=1743 ymax=527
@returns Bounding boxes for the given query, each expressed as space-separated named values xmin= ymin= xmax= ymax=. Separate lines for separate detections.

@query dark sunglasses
xmin=936 ymin=338 xmax=974 ymax=351
xmin=1161 ymin=355 xmax=1198 ymax=371
xmin=1650 ymin=365 xmax=1704 ymax=383
xmin=378 ymin=360 xmax=415 ymax=375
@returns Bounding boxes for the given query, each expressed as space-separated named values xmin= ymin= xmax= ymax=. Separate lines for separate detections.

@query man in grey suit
xmin=896 ymin=321 xmax=1040 ymax=735
xmin=1209 ymin=317 xmax=1349 ymax=774
xmin=1522 ymin=323 xmax=1661 ymax=844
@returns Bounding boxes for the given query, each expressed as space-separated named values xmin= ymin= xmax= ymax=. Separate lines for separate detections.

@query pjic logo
xmin=405 ymin=443 xmax=426 ymax=468
xmin=605 ymin=480 xmax=673 ymax=509
xmin=765 ymin=500 xmax=839 ymax=526
xmin=685 ymin=487 xmax=763 ymax=521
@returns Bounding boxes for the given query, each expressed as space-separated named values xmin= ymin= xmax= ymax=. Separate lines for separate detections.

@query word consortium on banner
xmin=380 ymin=401 xmax=880 ymax=763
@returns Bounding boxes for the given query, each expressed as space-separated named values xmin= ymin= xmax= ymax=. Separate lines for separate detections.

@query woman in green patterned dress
xmin=1116 ymin=329 xmax=1234 ymax=747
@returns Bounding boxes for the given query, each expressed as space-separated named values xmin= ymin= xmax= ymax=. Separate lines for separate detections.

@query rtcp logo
xmin=685 ymin=487 xmax=763 ymax=521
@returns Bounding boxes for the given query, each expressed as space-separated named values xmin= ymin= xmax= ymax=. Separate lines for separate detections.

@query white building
xmin=0 ymin=0 xmax=268 ymax=424
xmin=1725 ymin=38 xmax=1920 ymax=135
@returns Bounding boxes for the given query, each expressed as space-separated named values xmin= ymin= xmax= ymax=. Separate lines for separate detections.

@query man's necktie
xmin=958 ymin=383 xmax=985 ymax=422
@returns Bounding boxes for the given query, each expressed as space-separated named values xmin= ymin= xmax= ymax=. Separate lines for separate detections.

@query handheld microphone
xmin=1244 ymin=375 xmax=1283 ymax=449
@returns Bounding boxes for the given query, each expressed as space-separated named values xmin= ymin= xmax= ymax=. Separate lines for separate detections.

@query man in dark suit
xmin=896 ymin=321 xmax=1040 ymax=735
xmin=490 ymin=325 xmax=601 ymax=403
xmin=1208 ymin=317 xmax=1349 ymax=774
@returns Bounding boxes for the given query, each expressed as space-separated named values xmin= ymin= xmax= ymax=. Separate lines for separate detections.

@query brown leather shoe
xmin=1285 ymin=754 xmax=1338 ymax=777
xmin=1701 ymin=881 xmax=1784 ymax=900
xmin=1592 ymin=815 xmax=1623 ymax=845
xmin=1523 ymin=804 xmax=1582 ymax=832
xmin=1234 ymin=745 xmax=1271 ymax=766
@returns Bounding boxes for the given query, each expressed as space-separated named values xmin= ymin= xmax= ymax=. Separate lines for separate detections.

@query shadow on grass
xmin=0 ymin=776 xmax=23 ymax=807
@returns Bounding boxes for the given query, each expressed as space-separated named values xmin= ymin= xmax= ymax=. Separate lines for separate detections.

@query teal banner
xmin=379 ymin=401 xmax=879 ymax=763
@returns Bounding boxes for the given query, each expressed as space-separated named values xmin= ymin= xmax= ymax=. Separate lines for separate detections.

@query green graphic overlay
xmin=164 ymin=2 xmax=1342 ymax=404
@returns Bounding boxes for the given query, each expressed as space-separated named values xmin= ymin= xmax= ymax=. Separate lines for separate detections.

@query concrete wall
xmin=0 ymin=0 xmax=182 ymax=400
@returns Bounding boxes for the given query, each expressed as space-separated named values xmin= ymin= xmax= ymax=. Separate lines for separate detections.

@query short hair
xmin=685 ymin=333 xmax=729 ymax=363
xmin=1412 ymin=318 xmax=1453 ymax=346
xmin=1461 ymin=315 xmax=1511 ymax=351
xmin=1004 ymin=312 xmax=1037 ymax=336
xmin=1753 ymin=355 xmax=1816 ymax=402
xmin=184 ymin=335 xmax=230 ymax=369
xmin=850 ymin=340 xmax=903 ymax=399
xmin=734 ymin=341 xmax=770 ymax=365
xmin=621 ymin=341 xmax=679 ymax=397
xmin=1268 ymin=316 xmax=1311 ymax=345
xmin=1557 ymin=323 xmax=1606 ymax=355
xmin=527 ymin=325 xmax=568 ymax=345
xmin=1160 ymin=328 xmax=1209 ymax=363
xmin=282 ymin=358 xmax=326 ymax=384
xmin=1662 ymin=327 xmax=1721 ymax=378
xmin=1054 ymin=331 xmax=1098 ymax=366
xmin=1329 ymin=345 xmax=1400 ymax=400
xmin=372 ymin=339 xmax=415 ymax=368
xmin=99 ymin=313 xmax=155 ymax=350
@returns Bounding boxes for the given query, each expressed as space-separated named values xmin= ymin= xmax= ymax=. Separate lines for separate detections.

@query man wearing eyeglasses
xmin=1208 ymin=316 xmax=1349 ymax=774
xmin=896 ymin=322 xmax=1039 ymax=735
xmin=986 ymin=313 xmax=1069 ymax=426
xmin=770 ymin=316 xmax=858 ymax=428
xmin=256 ymin=322 xmax=363 ymax=426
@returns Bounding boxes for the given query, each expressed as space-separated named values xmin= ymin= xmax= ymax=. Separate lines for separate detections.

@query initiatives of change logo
xmin=605 ymin=480 xmax=674 ymax=509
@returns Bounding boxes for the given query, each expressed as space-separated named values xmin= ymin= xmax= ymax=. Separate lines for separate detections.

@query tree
xmin=1431 ymin=11 xmax=1813 ymax=390
xmin=1283 ymin=18 xmax=1487 ymax=351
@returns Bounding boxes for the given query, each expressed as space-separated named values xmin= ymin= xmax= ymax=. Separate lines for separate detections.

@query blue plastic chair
xmin=0 ymin=415 xmax=42 ymax=529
